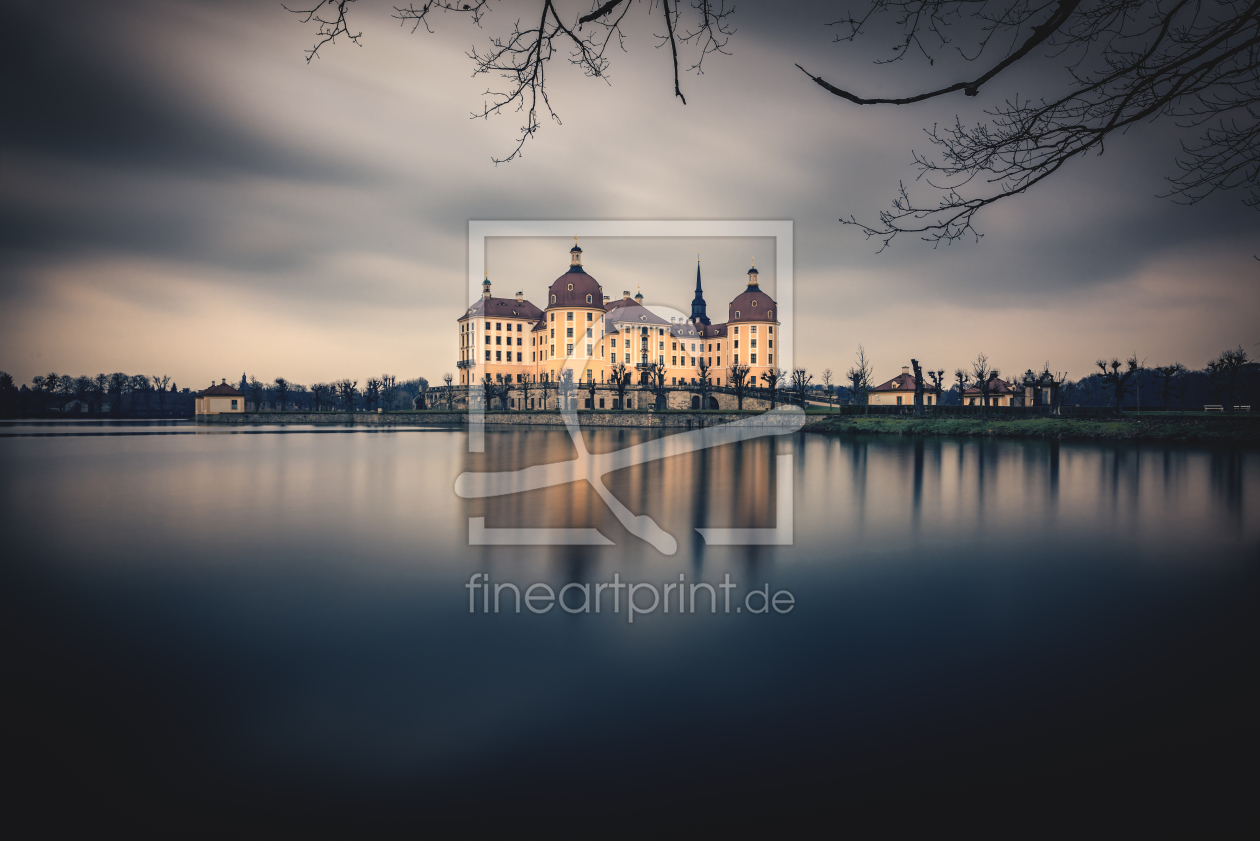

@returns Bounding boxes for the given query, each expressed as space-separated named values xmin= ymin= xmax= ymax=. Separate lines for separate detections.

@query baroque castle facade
xmin=456 ymin=243 xmax=780 ymax=396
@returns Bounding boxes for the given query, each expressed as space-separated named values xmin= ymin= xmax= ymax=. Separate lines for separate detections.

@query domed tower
xmin=539 ymin=239 xmax=607 ymax=388
xmin=727 ymin=258 xmax=779 ymax=380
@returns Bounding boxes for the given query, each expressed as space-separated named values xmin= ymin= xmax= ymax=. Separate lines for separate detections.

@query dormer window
xmin=752 ymin=300 xmax=758 ymax=307
xmin=551 ymin=294 xmax=556 ymax=303
xmin=586 ymin=294 xmax=592 ymax=303
xmin=768 ymin=311 xmax=773 ymax=319
xmin=735 ymin=311 xmax=740 ymax=318
xmin=567 ymin=283 xmax=573 ymax=291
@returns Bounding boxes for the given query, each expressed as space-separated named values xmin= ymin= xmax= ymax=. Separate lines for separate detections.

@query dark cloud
xmin=0 ymin=0 xmax=1255 ymax=384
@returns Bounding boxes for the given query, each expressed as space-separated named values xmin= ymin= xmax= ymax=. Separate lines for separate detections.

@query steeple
xmin=690 ymin=255 xmax=710 ymax=325
xmin=569 ymin=236 xmax=583 ymax=270
xmin=746 ymin=257 xmax=760 ymax=287
xmin=482 ymin=270 xmax=492 ymax=300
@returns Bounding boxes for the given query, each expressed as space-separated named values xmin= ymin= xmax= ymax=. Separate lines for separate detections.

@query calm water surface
xmin=4 ymin=420 xmax=1257 ymax=828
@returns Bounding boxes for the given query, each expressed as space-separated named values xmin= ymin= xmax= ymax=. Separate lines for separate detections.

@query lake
xmin=3 ymin=420 xmax=1256 ymax=831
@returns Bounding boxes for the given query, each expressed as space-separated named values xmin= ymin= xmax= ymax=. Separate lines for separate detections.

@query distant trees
xmin=1096 ymin=355 xmax=1140 ymax=415
xmin=364 ymin=378 xmax=382 ymax=410
xmin=248 ymin=376 xmax=265 ymax=411
xmin=821 ymin=368 xmax=834 ymax=411
xmin=1207 ymin=346 xmax=1250 ymax=412
xmin=927 ymin=369 xmax=945 ymax=407
xmin=310 ymin=383 xmax=333 ymax=411
xmin=380 ymin=375 xmax=399 ymax=409
xmin=335 ymin=379 xmax=358 ymax=411
xmin=1153 ymin=363 xmax=1187 ymax=408
xmin=728 ymin=362 xmax=751 ymax=410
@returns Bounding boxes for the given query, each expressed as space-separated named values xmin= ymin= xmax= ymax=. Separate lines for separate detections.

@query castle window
xmin=769 ymin=326 xmax=774 ymax=334
xmin=734 ymin=326 xmax=740 ymax=335
xmin=552 ymin=294 xmax=556 ymax=303
xmin=587 ymin=312 xmax=593 ymax=321
xmin=567 ymin=312 xmax=573 ymax=321
xmin=735 ymin=311 xmax=740 ymax=319
xmin=517 ymin=324 xmax=523 ymax=332
xmin=567 ymin=283 xmax=573 ymax=291
xmin=768 ymin=311 xmax=773 ymax=319
xmin=550 ymin=312 xmax=555 ymax=321
xmin=586 ymin=294 xmax=592 ymax=303
xmin=485 ymin=322 xmax=490 ymax=330
xmin=751 ymin=326 xmax=758 ymax=334
xmin=752 ymin=300 xmax=758 ymax=307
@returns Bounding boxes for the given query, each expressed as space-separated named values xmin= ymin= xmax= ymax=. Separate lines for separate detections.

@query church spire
xmin=690 ymin=255 xmax=710 ymax=325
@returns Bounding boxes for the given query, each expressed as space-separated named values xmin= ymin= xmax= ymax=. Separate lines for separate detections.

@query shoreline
xmin=804 ymin=414 xmax=1260 ymax=444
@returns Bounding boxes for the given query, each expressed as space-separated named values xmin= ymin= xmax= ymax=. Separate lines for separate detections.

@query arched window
xmin=551 ymin=294 xmax=556 ymax=303
xmin=586 ymin=294 xmax=592 ymax=303
xmin=734 ymin=311 xmax=740 ymax=318
xmin=768 ymin=311 xmax=773 ymax=318
xmin=567 ymin=283 xmax=573 ymax=291
xmin=752 ymin=300 xmax=758 ymax=307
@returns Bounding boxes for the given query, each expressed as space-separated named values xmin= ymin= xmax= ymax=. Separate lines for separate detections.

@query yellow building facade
xmin=456 ymin=244 xmax=780 ymax=393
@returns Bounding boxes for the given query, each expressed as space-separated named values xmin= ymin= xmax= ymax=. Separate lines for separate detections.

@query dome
xmin=728 ymin=284 xmax=777 ymax=323
xmin=547 ymin=267 xmax=603 ymax=308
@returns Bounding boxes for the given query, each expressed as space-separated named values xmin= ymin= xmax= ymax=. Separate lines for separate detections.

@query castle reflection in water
xmin=462 ymin=429 xmax=1256 ymax=558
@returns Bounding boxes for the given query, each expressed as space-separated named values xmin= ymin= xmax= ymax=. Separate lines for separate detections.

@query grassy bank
xmin=805 ymin=414 xmax=1260 ymax=444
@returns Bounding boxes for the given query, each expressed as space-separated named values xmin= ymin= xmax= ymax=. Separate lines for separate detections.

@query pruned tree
xmin=822 ymin=368 xmax=835 ymax=411
xmin=364 ymin=377 xmax=382 ymax=410
xmin=639 ymin=361 xmax=666 ymax=410
xmin=248 ymin=376 xmax=265 ymax=411
xmin=1206 ymin=345 xmax=1249 ymax=411
xmin=910 ymin=358 xmax=925 ymax=417
xmin=609 ymin=362 xmax=631 ymax=409
xmin=380 ymin=375 xmax=399 ymax=409
xmin=1153 ymin=363 xmax=1187 ymax=408
xmin=953 ymin=368 xmax=971 ymax=408
xmin=927 ymin=369 xmax=945 ymax=408
xmin=335 ymin=378 xmax=358 ymax=412
xmin=152 ymin=375 xmax=171 ymax=412
xmin=273 ymin=377 xmax=290 ymax=411
xmin=790 ymin=367 xmax=812 ymax=408
xmin=760 ymin=367 xmax=785 ymax=409
xmin=728 ymin=362 xmax=751 ymax=410
xmin=108 ymin=372 xmax=130 ymax=415
xmin=310 ymin=382 xmax=332 ymax=411
xmin=847 ymin=345 xmax=874 ymax=414
xmin=971 ymin=353 xmax=1000 ymax=416
xmin=92 ymin=374 xmax=108 ymax=414
xmin=1096 ymin=354 xmax=1140 ymax=414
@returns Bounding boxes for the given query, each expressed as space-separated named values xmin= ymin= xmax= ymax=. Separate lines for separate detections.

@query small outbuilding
xmin=195 ymin=380 xmax=245 ymax=414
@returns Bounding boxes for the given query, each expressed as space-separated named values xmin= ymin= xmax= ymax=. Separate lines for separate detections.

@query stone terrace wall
xmin=197 ymin=410 xmax=819 ymax=428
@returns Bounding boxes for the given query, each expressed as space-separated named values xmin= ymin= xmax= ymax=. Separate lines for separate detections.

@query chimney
xmin=902 ymin=366 xmax=910 ymax=376
xmin=515 ymin=291 xmax=523 ymax=302
xmin=623 ymin=291 xmax=631 ymax=300
xmin=603 ymin=295 xmax=609 ymax=302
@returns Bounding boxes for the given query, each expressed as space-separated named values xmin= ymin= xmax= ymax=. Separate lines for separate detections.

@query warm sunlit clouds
xmin=1 ymin=0 xmax=1256 ymax=387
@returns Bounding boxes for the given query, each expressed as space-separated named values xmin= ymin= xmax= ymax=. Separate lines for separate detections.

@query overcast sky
xmin=2 ymin=0 xmax=1256 ymax=389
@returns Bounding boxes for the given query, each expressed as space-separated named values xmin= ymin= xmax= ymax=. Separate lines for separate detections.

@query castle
xmin=456 ymin=242 xmax=780 ymax=397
